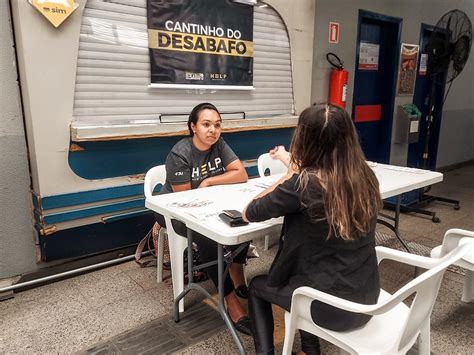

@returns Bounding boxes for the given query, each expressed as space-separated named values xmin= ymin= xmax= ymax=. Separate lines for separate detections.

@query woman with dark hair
xmin=154 ymin=102 xmax=252 ymax=335
xmin=243 ymin=104 xmax=383 ymax=354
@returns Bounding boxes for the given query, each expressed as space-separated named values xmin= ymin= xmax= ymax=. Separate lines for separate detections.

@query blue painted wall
xmin=69 ymin=128 xmax=294 ymax=179
xmin=40 ymin=128 xmax=294 ymax=260
xmin=39 ymin=214 xmax=155 ymax=261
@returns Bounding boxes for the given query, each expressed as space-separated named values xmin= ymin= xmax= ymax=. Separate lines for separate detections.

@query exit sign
xmin=329 ymin=22 xmax=339 ymax=44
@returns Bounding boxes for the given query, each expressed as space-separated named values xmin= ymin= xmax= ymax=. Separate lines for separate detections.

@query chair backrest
xmin=384 ymin=242 xmax=473 ymax=351
xmin=257 ymin=153 xmax=287 ymax=177
xmin=288 ymin=243 xmax=473 ymax=354
xmin=144 ymin=165 xmax=166 ymax=198
xmin=438 ymin=229 xmax=474 ymax=267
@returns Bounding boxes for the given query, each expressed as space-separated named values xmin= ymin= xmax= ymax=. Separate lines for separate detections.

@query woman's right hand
xmin=269 ymin=145 xmax=291 ymax=167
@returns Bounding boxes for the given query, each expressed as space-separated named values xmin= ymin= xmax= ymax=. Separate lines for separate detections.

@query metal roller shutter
xmin=72 ymin=0 xmax=295 ymax=140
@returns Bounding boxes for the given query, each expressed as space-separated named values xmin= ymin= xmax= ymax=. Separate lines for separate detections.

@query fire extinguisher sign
xmin=329 ymin=22 xmax=339 ymax=44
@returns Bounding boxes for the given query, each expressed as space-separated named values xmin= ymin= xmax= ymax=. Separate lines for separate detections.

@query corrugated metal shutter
xmin=73 ymin=0 xmax=295 ymax=134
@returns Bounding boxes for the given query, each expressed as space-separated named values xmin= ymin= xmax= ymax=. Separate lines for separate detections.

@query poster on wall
xmin=397 ymin=43 xmax=420 ymax=95
xmin=358 ymin=42 xmax=380 ymax=70
xmin=147 ymin=0 xmax=254 ymax=90
xmin=419 ymin=53 xmax=428 ymax=76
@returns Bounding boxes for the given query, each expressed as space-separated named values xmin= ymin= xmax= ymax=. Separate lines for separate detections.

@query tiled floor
xmin=0 ymin=164 xmax=473 ymax=354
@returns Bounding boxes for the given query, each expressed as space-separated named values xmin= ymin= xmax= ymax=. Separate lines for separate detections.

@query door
xmin=408 ymin=24 xmax=446 ymax=170
xmin=352 ymin=10 xmax=402 ymax=163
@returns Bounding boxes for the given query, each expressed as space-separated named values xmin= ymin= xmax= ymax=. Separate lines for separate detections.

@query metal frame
xmin=173 ymin=228 xmax=249 ymax=354
xmin=378 ymin=195 xmax=411 ymax=252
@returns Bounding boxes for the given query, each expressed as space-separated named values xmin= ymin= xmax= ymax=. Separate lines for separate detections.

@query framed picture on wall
xmin=397 ymin=43 xmax=420 ymax=96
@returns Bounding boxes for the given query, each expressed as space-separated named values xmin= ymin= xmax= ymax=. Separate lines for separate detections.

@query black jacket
xmin=246 ymin=174 xmax=380 ymax=330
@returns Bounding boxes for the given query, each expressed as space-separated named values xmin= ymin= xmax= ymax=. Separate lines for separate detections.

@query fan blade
xmin=453 ymin=35 xmax=470 ymax=72
xmin=427 ymin=9 xmax=472 ymax=83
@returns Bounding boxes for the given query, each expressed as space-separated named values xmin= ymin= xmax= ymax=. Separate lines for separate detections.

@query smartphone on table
xmin=219 ymin=209 xmax=249 ymax=227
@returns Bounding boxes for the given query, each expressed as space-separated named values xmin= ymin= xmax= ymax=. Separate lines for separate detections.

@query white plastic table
xmin=145 ymin=163 xmax=442 ymax=354
xmin=372 ymin=163 xmax=443 ymax=251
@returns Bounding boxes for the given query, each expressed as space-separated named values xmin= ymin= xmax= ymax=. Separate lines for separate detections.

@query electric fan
xmin=423 ymin=9 xmax=472 ymax=167
xmin=414 ymin=9 xmax=472 ymax=219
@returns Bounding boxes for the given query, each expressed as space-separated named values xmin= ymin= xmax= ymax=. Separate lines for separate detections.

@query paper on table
xmin=185 ymin=208 xmax=221 ymax=221
xmin=168 ymin=198 xmax=213 ymax=208
xmin=236 ymin=185 xmax=261 ymax=194
xmin=167 ymin=196 xmax=250 ymax=222
xmin=250 ymin=176 xmax=281 ymax=189
xmin=165 ymin=197 xmax=217 ymax=220
xmin=252 ymin=181 xmax=274 ymax=189
xmin=163 ymin=176 xmax=282 ymax=223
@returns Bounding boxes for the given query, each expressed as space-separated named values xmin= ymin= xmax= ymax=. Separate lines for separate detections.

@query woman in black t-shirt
xmin=243 ymin=104 xmax=383 ymax=354
xmin=154 ymin=102 xmax=253 ymax=336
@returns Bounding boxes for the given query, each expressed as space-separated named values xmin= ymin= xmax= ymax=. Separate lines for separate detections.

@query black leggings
xmin=248 ymin=275 xmax=321 ymax=355
xmin=154 ymin=213 xmax=249 ymax=296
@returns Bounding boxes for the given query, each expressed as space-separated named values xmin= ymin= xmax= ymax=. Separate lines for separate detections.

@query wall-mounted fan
xmin=423 ymin=9 xmax=472 ymax=167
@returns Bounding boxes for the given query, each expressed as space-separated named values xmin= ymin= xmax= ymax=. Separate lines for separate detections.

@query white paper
xmin=410 ymin=120 xmax=419 ymax=133
xmin=419 ymin=54 xmax=428 ymax=75
xmin=359 ymin=43 xmax=380 ymax=70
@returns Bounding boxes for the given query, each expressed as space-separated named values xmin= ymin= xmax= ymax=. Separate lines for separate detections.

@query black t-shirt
xmin=160 ymin=137 xmax=238 ymax=194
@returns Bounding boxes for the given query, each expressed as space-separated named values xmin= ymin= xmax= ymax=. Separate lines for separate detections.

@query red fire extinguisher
xmin=326 ymin=53 xmax=348 ymax=109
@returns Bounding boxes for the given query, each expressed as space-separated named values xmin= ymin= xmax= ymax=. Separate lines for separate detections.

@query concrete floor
xmin=1 ymin=164 xmax=473 ymax=354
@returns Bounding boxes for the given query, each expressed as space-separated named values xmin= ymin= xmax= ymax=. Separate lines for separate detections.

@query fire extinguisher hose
xmin=326 ymin=52 xmax=344 ymax=70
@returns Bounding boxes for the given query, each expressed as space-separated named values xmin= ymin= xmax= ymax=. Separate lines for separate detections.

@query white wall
xmin=0 ymin=1 xmax=37 ymax=279
xmin=311 ymin=0 xmax=474 ymax=168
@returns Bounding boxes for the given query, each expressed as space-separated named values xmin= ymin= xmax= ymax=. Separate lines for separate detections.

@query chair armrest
xmin=436 ymin=229 xmax=474 ymax=258
xmin=292 ymin=286 xmax=382 ymax=315
xmin=446 ymin=228 xmax=474 ymax=239
xmin=459 ymin=238 xmax=474 ymax=264
xmin=376 ymin=246 xmax=439 ymax=269
xmin=291 ymin=243 xmax=474 ymax=323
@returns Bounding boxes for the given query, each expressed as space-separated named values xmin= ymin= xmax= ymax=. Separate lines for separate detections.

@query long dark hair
xmin=188 ymin=102 xmax=221 ymax=136
xmin=290 ymin=104 xmax=382 ymax=240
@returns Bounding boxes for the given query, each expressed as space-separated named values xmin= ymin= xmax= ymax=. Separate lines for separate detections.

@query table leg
xmin=378 ymin=195 xmax=411 ymax=253
xmin=217 ymin=244 xmax=246 ymax=355
xmin=218 ymin=244 xmax=225 ymax=306
xmin=173 ymin=228 xmax=195 ymax=322
xmin=394 ymin=195 xmax=411 ymax=252
xmin=172 ymin=231 xmax=246 ymax=353
xmin=187 ymin=228 xmax=194 ymax=284
xmin=395 ymin=196 xmax=423 ymax=276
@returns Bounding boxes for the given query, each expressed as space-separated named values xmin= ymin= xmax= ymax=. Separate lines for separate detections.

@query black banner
xmin=147 ymin=0 xmax=254 ymax=88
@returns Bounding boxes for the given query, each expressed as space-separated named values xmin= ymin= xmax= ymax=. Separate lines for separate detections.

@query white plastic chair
xmin=257 ymin=152 xmax=288 ymax=178
xmin=257 ymin=153 xmax=287 ymax=250
xmin=144 ymin=165 xmax=187 ymax=312
xmin=430 ymin=228 xmax=474 ymax=303
xmin=282 ymin=242 xmax=474 ymax=355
